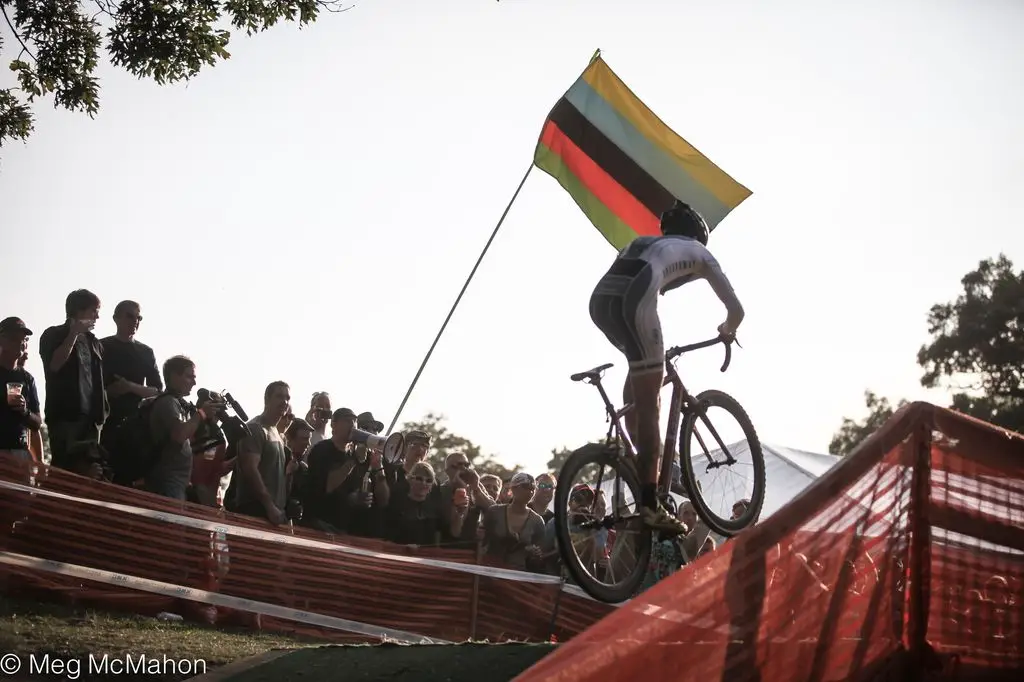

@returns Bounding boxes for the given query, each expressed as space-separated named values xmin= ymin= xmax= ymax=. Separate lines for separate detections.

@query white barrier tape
xmin=0 ymin=550 xmax=450 ymax=644
xmin=0 ymin=479 xmax=568 ymax=587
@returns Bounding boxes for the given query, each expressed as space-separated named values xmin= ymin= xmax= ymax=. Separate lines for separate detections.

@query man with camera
xmin=146 ymin=355 xmax=220 ymax=501
xmin=304 ymin=391 xmax=332 ymax=450
xmin=189 ymin=389 xmax=235 ymax=506
xmin=232 ymin=381 xmax=293 ymax=525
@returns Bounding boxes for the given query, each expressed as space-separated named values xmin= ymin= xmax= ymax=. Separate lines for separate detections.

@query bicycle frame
xmin=591 ymin=361 xmax=690 ymax=495
xmin=583 ymin=336 xmax=734 ymax=496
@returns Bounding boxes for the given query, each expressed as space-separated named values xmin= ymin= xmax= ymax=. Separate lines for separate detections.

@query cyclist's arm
xmin=701 ymin=256 xmax=744 ymax=331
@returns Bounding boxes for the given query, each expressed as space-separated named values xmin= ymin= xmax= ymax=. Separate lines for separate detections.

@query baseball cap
xmin=0 ymin=317 xmax=33 ymax=336
xmin=357 ymin=411 xmax=384 ymax=433
xmin=569 ymin=483 xmax=595 ymax=502
xmin=405 ymin=429 xmax=431 ymax=445
xmin=332 ymin=408 xmax=357 ymax=421
xmin=509 ymin=472 xmax=536 ymax=488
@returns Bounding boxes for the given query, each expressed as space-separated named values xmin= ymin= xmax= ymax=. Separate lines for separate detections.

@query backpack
xmin=107 ymin=393 xmax=178 ymax=486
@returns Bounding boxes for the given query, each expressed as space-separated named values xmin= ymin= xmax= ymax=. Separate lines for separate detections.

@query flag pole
xmin=385 ymin=48 xmax=602 ymax=434
xmin=386 ymin=162 xmax=535 ymax=435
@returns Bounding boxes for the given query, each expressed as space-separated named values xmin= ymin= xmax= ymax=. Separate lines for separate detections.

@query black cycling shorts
xmin=588 ymin=259 xmax=664 ymax=375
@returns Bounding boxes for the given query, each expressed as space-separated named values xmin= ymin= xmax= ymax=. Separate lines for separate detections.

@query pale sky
xmin=2 ymin=0 xmax=1022 ymax=474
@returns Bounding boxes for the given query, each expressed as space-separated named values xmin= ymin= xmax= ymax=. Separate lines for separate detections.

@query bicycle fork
xmin=684 ymin=398 xmax=738 ymax=471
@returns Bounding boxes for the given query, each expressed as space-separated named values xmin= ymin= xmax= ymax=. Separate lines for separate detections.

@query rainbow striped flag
xmin=534 ymin=53 xmax=752 ymax=250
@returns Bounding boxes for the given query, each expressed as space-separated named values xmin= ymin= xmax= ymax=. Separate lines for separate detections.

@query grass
xmin=0 ymin=597 xmax=557 ymax=681
xmin=0 ymin=596 xmax=314 ymax=681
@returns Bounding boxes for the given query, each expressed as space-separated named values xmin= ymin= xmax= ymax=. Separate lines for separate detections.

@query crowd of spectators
xmin=1 ymin=289 xmax=726 ymax=586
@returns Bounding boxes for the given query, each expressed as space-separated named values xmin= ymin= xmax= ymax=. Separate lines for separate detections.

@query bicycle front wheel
xmin=554 ymin=443 xmax=651 ymax=604
xmin=679 ymin=389 xmax=766 ymax=536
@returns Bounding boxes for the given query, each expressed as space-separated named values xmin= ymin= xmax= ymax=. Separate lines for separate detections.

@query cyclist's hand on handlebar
xmin=717 ymin=322 xmax=737 ymax=341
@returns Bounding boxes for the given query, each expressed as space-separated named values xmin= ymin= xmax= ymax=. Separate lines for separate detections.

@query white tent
xmin=732 ymin=441 xmax=840 ymax=521
xmin=594 ymin=440 xmax=841 ymax=524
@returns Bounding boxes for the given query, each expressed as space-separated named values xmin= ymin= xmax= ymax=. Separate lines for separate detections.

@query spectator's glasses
xmin=410 ymin=475 xmax=434 ymax=485
xmin=537 ymin=481 xmax=554 ymax=490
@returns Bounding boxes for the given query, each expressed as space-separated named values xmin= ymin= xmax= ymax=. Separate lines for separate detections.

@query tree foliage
xmin=917 ymin=254 xmax=1024 ymax=432
xmin=832 ymin=254 xmax=1024 ymax=454
xmin=398 ymin=412 xmax=522 ymax=482
xmin=829 ymin=391 xmax=908 ymax=457
xmin=546 ymin=446 xmax=572 ymax=475
xmin=546 ymin=439 xmax=608 ymax=476
xmin=0 ymin=0 xmax=350 ymax=149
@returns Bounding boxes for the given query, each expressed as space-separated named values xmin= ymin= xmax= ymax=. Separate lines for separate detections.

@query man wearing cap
xmin=357 ymin=411 xmax=384 ymax=434
xmin=385 ymin=429 xmax=431 ymax=499
xmin=303 ymin=407 xmax=388 ymax=533
xmin=0 ymin=318 xmax=42 ymax=461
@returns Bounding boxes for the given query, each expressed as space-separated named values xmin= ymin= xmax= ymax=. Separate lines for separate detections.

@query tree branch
xmin=317 ymin=0 xmax=355 ymax=13
xmin=0 ymin=2 xmax=36 ymax=61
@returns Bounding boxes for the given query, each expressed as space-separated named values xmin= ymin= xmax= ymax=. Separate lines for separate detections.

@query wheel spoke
xmin=553 ymin=446 xmax=652 ymax=603
xmin=679 ymin=390 xmax=766 ymax=537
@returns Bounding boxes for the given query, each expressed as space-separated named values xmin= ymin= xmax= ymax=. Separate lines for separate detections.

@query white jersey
xmin=618 ymin=235 xmax=742 ymax=312
xmin=590 ymin=234 xmax=744 ymax=370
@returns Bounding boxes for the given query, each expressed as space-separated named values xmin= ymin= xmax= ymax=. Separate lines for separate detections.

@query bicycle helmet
xmin=660 ymin=200 xmax=709 ymax=245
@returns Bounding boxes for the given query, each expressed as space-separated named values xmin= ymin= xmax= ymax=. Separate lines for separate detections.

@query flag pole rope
xmin=386 ymin=162 xmax=535 ymax=435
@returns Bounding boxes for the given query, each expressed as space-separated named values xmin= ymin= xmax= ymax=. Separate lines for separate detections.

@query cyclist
xmin=588 ymin=200 xmax=745 ymax=533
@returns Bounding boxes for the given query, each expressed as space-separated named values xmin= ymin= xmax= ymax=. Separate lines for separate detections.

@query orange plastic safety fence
xmin=0 ymin=459 xmax=613 ymax=644
xmin=513 ymin=403 xmax=1024 ymax=682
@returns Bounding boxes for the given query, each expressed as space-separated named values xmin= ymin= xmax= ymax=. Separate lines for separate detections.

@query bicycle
xmin=553 ymin=335 xmax=766 ymax=603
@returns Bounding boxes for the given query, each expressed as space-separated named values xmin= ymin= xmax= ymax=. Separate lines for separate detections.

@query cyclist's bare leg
xmin=625 ymin=367 xmax=663 ymax=501
xmin=627 ymin=366 xmax=687 ymax=534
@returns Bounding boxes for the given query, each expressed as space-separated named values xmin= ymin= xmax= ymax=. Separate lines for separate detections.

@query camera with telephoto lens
xmin=285 ymin=497 xmax=303 ymax=522
xmin=196 ymin=389 xmax=252 ymax=445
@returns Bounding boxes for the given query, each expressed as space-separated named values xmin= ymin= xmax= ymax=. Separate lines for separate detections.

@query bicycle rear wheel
xmin=679 ymin=389 xmax=766 ymax=536
xmin=554 ymin=443 xmax=651 ymax=604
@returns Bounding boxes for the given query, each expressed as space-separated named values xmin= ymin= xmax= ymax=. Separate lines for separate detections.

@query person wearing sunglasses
xmin=528 ymin=473 xmax=556 ymax=523
xmin=439 ymin=451 xmax=495 ymax=549
xmin=482 ymin=472 xmax=546 ymax=572
xmin=386 ymin=461 xmax=468 ymax=547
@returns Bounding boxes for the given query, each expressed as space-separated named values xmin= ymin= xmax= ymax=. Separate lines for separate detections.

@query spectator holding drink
xmin=482 ymin=472 xmax=546 ymax=572
xmin=16 ymin=351 xmax=45 ymax=463
xmin=0 ymin=318 xmax=42 ymax=461
xmin=387 ymin=461 xmax=468 ymax=547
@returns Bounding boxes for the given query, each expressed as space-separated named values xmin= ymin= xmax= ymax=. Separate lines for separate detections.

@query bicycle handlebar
xmin=665 ymin=335 xmax=737 ymax=372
